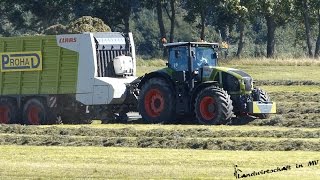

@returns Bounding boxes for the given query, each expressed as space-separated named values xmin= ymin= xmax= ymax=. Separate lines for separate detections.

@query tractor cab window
xmin=168 ymin=46 xmax=188 ymax=71
xmin=194 ymin=47 xmax=217 ymax=69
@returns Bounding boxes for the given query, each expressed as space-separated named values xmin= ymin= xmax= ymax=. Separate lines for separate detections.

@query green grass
xmin=260 ymin=85 xmax=320 ymax=93
xmin=136 ymin=58 xmax=320 ymax=82
xmin=220 ymin=58 xmax=320 ymax=66
xmin=0 ymin=146 xmax=319 ymax=179
xmin=231 ymin=66 xmax=320 ymax=82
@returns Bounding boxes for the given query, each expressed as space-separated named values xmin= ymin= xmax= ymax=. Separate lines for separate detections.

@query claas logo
xmin=0 ymin=51 xmax=42 ymax=72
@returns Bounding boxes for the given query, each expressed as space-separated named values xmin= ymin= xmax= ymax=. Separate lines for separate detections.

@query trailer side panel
xmin=0 ymin=36 xmax=79 ymax=95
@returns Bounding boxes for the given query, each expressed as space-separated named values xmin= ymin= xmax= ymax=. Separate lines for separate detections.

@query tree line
xmin=0 ymin=0 xmax=319 ymax=58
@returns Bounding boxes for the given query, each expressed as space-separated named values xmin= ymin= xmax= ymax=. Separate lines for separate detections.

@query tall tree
xmin=76 ymin=0 xmax=139 ymax=33
xmin=156 ymin=1 xmax=167 ymax=41
xmin=301 ymin=0 xmax=313 ymax=57
xmin=294 ymin=0 xmax=314 ymax=57
xmin=255 ymin=0 xmax=293 ymax=58
xmin=0 ymin=0 xmax=31 ymax=36
xmin=314 ymin=1 xmax=320 ymax=58
xmin=141 ymin=0 xmax=178 ymax=42
xmin=164 ymin=0 xmax=177 ymax=42
xmin=213 ymin=0 xmax=248 ymax=57
xmin=20 ymin=0 xmax=75 ymax=32
xmin=184 ymin=0 xmax=246 ymax=43
xmin=183 ymin=0 xmax=218 ymax=40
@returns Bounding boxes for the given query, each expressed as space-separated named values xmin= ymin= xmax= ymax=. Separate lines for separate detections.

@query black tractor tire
xmin=23 ymin=98 xmax=49 ymax=125
xmin=195 ymin=86 xmax=233 ymax=125
xmin=138 ymin=78 xmax=175 ymax=124
xmin=252 ymin=88 xmax=271 ymax=119
xmin=0 ymin=98 xmax=18 ymax=124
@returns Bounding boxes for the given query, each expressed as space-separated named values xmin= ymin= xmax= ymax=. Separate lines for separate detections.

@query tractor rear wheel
xmin=195 ymin=86 xmax=233 ymax=125
xmin=138 ymin=78 xmax=175 ymax=124
xmin=0 ymin=98 xmax=18 ymax=124
xmin=252 ymin=88 xmax=270 ymax=119
xmin=23 ymin=98 xmax=48 ymax=125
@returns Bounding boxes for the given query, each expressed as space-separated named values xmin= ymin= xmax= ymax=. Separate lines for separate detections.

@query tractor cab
xmin=165 ymin=42 xmax=219 ymax=72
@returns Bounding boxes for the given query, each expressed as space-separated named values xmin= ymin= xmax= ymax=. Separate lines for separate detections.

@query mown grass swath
xmin=1 ymin=124 xmax=319 ymax=151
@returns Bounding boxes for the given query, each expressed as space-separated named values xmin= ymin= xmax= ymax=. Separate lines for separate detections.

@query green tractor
xmin=137 ymin=42 xmax=276 ymax=125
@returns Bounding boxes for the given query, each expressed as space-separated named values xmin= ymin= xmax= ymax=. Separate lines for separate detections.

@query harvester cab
xmin=137 ymin=41 xmax=276 ymax=125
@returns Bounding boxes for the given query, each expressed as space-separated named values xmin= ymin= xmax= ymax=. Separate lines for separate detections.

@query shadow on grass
xmin=104 ymin=115 xmax=258 ymax=126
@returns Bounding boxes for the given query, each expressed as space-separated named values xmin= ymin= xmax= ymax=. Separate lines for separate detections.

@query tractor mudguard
xmin=138 ymin=71 xmax=174 ymax=90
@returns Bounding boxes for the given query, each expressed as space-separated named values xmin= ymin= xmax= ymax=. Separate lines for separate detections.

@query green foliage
xmin=0 ymin=0 xmax=319 ymax=58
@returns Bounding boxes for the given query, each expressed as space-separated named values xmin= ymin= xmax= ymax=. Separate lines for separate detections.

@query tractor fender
xmin=138 ymin=71 xmax=175 ymax=91
xmin=190 ymin=81 xmax=219 ymax=108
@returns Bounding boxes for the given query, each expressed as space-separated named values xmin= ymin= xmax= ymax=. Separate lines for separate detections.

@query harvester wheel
xmin=252 ymin=88 xmax=270 ymax=119
xmin=23 ymin=98 xmax=48 ymax=125
xmin=195 ymin=86 xmax=233 ymax=125
xmin=0 ymin=98 xmax=18 ymax=124
xmin=138 ymin=78 xmax=175 ymax=124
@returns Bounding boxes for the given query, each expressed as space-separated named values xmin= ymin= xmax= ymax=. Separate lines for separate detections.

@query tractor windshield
xmin=194 ymin=47 xmax=217 ymax=69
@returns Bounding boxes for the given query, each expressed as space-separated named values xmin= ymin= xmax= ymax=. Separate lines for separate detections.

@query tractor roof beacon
xmin=137 ymin=41 xmax=276 ymax=125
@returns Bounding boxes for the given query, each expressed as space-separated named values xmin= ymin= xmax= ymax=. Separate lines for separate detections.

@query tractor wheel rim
xmin=28 ymin=106 xmax=41 ymax=125
xmin=0 ymin=106 xmax=10 ymax=124
xmin=199 ymin=96 xmax=216 ymax=121
xmin=144 ymin=89 xmax=165 ymax=117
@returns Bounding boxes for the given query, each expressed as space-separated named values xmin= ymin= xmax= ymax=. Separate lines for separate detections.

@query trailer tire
xmin=195 ymin=86 xmax=233 ymax=125
xmin=138 ymin=78 xmax=175 ymax=124
xmin=23 ymin=98 xmax=48 ymax=125
xmin=0 ymin=98 xmax=18 ymax=124
xmin=252 ymin=88 xmax=270 ymax=119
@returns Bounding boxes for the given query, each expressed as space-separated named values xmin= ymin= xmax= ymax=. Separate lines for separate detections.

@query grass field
xmin=0 ymin=146 xmax=319 ymax=179
xmin=1 ymin=58 xmax=319 ymax=179
xmin=0 ymin=124 xmax=319 ymax=151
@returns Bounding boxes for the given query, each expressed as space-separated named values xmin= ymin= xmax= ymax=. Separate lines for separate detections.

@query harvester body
xmin=0 ymin=32 xmax=137 ymax=124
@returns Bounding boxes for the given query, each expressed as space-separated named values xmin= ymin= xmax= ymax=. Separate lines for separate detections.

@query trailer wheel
xmin=23 ymin=98 xmax=48 ymax=125
xmin=195 ymin=86 xmax=233 ymax=125
xmin=138 ymin=78 xmax=175 ymax=124
xmin=252 ymin=88 xmax=270 ymax=119
xmin=0 ymin=98 xmax=17 ymax=124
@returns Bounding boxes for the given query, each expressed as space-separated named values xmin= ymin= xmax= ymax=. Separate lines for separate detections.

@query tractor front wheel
xmin=195 ymin=86 xmax=233 ymax=125
xmin=138 ymin=78 xmax=175 ymax=124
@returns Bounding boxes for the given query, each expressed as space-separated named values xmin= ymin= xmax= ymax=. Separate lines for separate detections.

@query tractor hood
xmin=203 ymin=66 xmax=252 ymax=79
xmin=202 ymin=66 xmax=254 ymax=94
